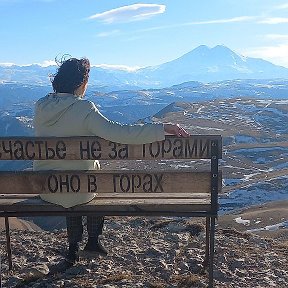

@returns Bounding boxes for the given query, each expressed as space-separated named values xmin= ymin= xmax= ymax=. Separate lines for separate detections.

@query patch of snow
xmin=247 ymin=221 xmax=288 ymax=232
xmin=219 ymin=176 xmax=288 ymax=214
xmin=193 ymin=125 xmax=224 ymax=131
xmin=223 ymin=178 xmax=242 ymax=186
xmin=256 ymin=99 xmax=288 ymax=105
xmin=272 ymin=162 xmax=288 ymax=170
xmin=234 ymin=135 xmax=257 ymax=144
xmin=243 ymin=173 xmax=261 ymax=181
xmin=5 ymin=123 xmax=10 ymax=132
xmin=234 ymin=217 xmax=250 ymax=226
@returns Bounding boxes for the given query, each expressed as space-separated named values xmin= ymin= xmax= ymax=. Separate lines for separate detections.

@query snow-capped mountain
xmin=0 ymin=64 xmax=55 ymax=85
xmin=137 ymin=45 xmax=288 ymax=86
xmin=1 ymin=45 xmax=288 ymax=89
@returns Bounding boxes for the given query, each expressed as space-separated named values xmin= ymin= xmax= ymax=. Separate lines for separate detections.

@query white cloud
xmin=243 ymin=44 xmax=288 ymax=68
xmin=93 ymin=15 xmax=256 ymax=38
xmin=274 ymin=3 xmax=288 ymax=9
xmin=258 ymin=17 xmax=288 ymax=24
xmin=93 ymin=64 xmax=141 ymax=72
xmin=96 ymin=30 xmax=120 ymax=37
xmin=38 ymin=60 xmax=56 ymax=67
xmin=0 ymin=60 xmax=56 ymax=67
xmin=187 ymin=16 xmax=256 ymax=25
xmin=131 ymin=16 xmax=256 ymax=33
xmin=265 ymin=34 xmax=288 ymax=40
xmin=0 ymin=62 xmax=15 ymax=67
xmin=87 ymin=4 xmax=166 ymax=24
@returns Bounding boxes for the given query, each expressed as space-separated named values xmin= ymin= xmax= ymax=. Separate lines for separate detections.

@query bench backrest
xmin=0 ymin=135 xmax=222 ymax=214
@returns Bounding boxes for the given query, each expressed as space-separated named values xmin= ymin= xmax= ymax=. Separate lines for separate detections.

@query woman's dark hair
xmin=51 ymin=57 xmax=90 ymax=94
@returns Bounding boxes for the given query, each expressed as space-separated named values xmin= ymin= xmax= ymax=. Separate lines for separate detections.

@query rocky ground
xmin=0 ymin=213 xmax=287 ymax=288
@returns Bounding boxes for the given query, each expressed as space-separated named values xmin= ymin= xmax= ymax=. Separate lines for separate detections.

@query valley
xmin=0 ymin=80 xmax=288 ymax=234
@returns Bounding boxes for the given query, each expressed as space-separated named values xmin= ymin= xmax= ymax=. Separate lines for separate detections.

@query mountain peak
xmin=175 ymin=45 xmax=238 ymax=63
xmin=195 ymin=44 xmax=239 ymax=57
xmin=213 ymin=44 xmax=232 ymax=51
xmin=211 ymin=45 xmax=241 ymax=57
xmin=163 ymin=44 xmax=241 ymax=69
xmin=192 ymin=45 xmax=210 ymax=52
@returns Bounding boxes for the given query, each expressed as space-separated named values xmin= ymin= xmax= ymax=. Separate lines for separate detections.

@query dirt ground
xmin=218 ymin=200 xmax=288 ymax=241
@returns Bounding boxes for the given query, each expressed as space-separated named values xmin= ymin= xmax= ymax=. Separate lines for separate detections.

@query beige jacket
xmin=33 ymin=93 xmax=165 ymax=208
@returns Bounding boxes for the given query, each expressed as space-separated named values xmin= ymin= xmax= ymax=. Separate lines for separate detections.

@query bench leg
xmin=0 ymin=253 xmax=2 ymax=288
xmin=203 ymin=217 xmax=216 ymax=287
xmin=4 ymin=217 xmax=12 ymax=271
xmin=203 ymin=217 xmax=210 ymax=268
xmin=208 ymin=216 xmax=216 ymax=288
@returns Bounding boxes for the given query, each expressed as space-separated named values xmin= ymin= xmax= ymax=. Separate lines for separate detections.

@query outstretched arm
xmin=84 ymin=104 xmax=189 ymax=144
xmin=163 ymin=123 xmax=190 ymax=137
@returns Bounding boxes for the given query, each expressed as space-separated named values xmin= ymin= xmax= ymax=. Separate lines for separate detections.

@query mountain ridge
xmin=1 ymin=45 xmax=288 ymax=88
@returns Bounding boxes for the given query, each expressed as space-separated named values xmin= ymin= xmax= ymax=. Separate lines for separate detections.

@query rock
xmin=22 ymin=263 xmax=49 ymax=280
xmin=5 ymin=275 xmax=23 ymax=287
xmin=230 ymin=258 xmax=245 ymax=270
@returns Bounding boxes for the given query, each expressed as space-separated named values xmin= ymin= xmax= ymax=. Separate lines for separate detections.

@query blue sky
xmin=1 ymin=0 xmax=288 ymax=68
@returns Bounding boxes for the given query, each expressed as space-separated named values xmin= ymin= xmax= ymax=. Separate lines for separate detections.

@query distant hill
xmin=1 ymin=45 xmax=288 ymax=89
xmin=1 ymin=78 xmax=288 ymax=127
xmin=0 ymin=217 xmax=41 ymax=231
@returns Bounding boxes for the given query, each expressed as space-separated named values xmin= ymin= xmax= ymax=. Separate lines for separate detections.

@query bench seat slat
xmin=0 ymin=197 xmax=211 ymax=206
xmin=0 ymin=197 xmax=211 ymax=213
xmin=0 ymin=193 xmax=210 ymax=199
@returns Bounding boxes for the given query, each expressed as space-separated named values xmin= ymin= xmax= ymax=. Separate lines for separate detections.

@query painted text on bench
xmin=0 ymin=138 xmax=211 ymax=160
xmin=46 ymin=173 xmax=164 ymax=193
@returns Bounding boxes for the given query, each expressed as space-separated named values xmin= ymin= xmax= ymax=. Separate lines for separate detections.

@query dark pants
xmin=66 ymin=216 xmax=104 ymax=245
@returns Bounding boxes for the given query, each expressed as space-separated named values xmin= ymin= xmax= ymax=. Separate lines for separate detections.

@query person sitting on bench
xmin=33 ymin=56 xmax=189 ymax=266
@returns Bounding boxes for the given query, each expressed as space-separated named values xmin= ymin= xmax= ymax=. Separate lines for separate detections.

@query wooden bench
xmin=0 ymin=135 xmax=222 ymax=287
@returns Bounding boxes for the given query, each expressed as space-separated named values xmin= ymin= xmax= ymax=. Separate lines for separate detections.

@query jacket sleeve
xmin=83 ymin=103 xmax=165 ymax=144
